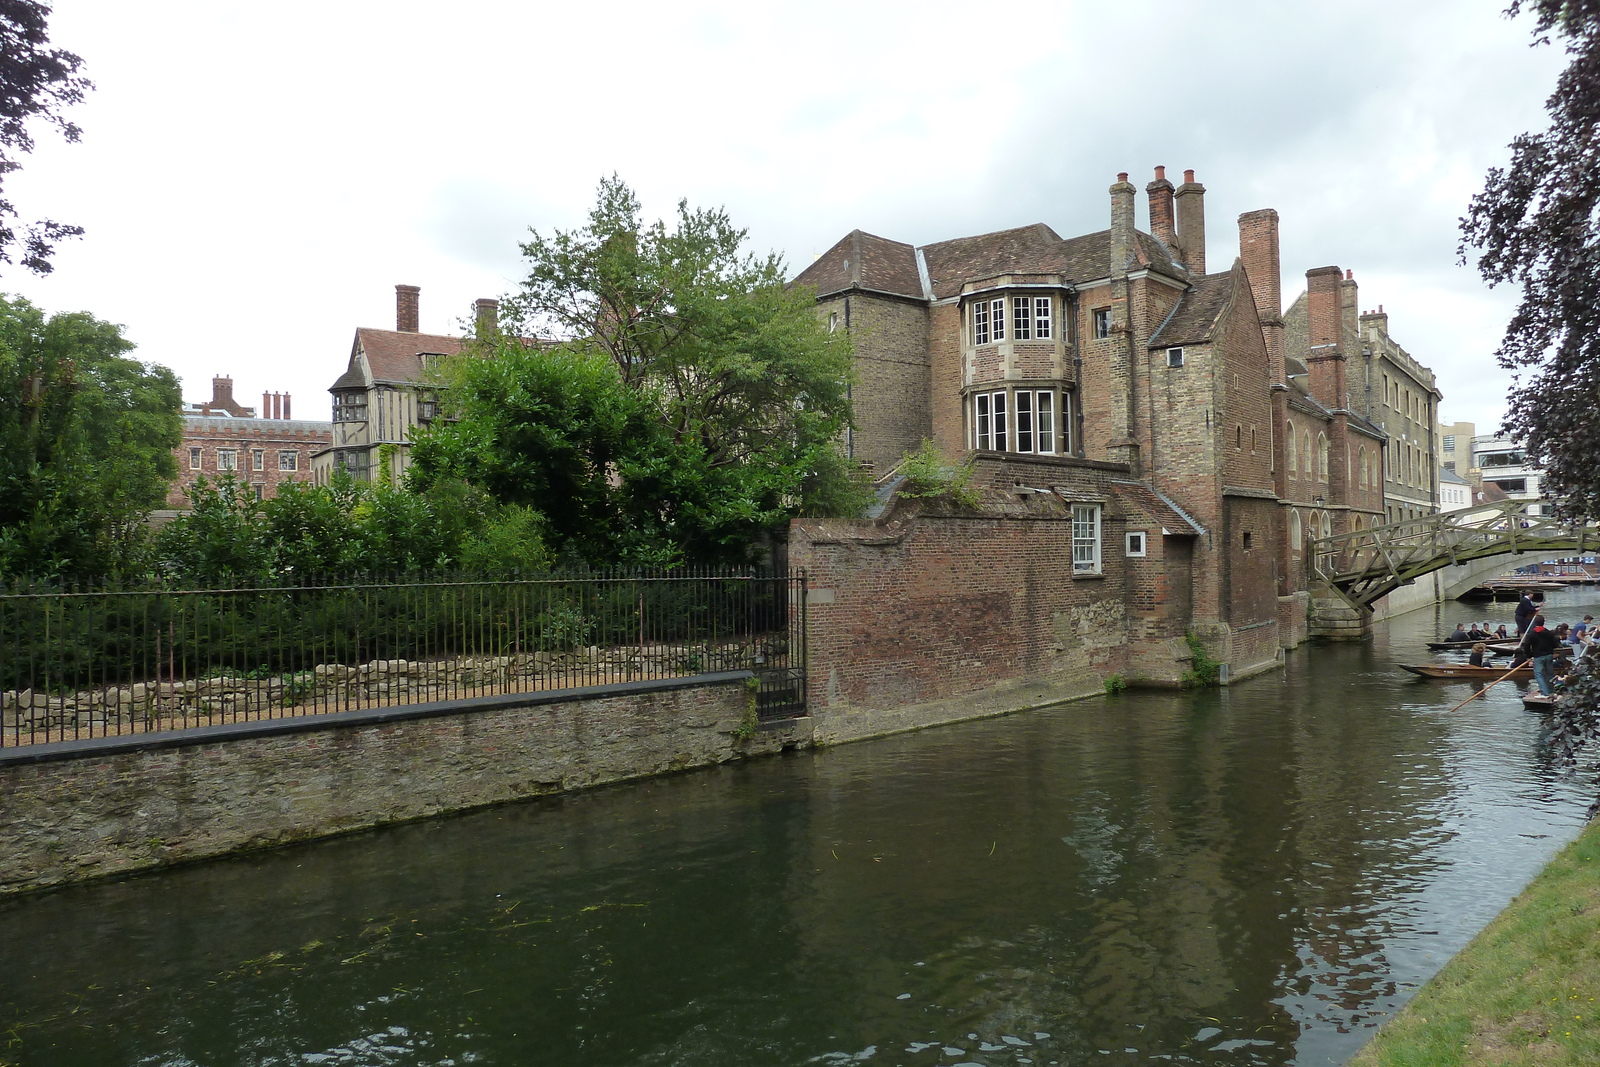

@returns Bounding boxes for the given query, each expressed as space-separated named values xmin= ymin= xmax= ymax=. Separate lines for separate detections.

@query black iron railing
xmin=0 ymin=570 xmax=807 ymax=747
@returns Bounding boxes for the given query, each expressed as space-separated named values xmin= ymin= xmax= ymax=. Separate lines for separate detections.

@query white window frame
xmin=1092 ymin=308 xmax=1111 ymax=339
xmin=1166 ymin=346 xmax=1185 ymax=367
xmin=990 ymin=298 xmax=1006 ymax=342
xmin=1012 ymin=296 xmax=1031 ymax=340
xmin=973 ymin=390 xmax=1009 ymax=451
xmin=1014 ymin=389 xmax=1034 ymax=452
xmin=1125 ymin=530 xmax=1147 ymax=557
xmin=252 ymin=449 xmax=265 ymax=472
xmin=188 ymin=447 xmax=202 ymax=470
xmin=279 ymin=451 xmax=299 ymax=472
xmin=972 ymin=301 xmax=990 ymax=346
xmin=217 ymin=449 xmax=237 ymax=472
xmin=1072 ymin=504 xmax=1102 ymax=574
xmin=1034 ymin=296 xmax=1052 ymax=340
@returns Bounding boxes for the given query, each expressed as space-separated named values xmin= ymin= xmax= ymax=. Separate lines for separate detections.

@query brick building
xmin=790 ymin=168 xmax=1386 ymax=700
xmin=314 ymin=285 xmax=497 ymax=485
xmin=167 ymin=377 xmax=332 ymax=507
xmin=1286 ymin=290 xmax=1441 ymax=523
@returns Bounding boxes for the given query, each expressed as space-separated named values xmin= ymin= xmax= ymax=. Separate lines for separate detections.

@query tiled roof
xmin=792 ymin=230 xmax=923 ymax=300
xmin=1148 ymin=268 xmax=1237 ymax=348
xmin=1109 ymin=480 xmax=1206 ymax=536
xmin=331 ymin=328 xmax=466 ymax=390
xmin=795 ymin=224 xmax=1190 ymax=303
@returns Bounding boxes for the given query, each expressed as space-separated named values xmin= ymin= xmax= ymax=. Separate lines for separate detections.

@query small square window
xmin=1243 ymin=531 xmax=1254 ymax=550
xmin=1125 ymin=531 xmax=1147 ymax=557
xmin=279 ymin=451 xmax=298 ymax=472
xmin=217 ymin=449 xmax=237 ymax=471
xmin=1093 ymin=308 xmax=1111 ymax=339
xmin=1167 ymin=347 xmax=1185 ymax=367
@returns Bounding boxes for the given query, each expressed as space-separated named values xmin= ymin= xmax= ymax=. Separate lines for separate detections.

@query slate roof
xmin=1109 ymin=480 xmax=1206 ymax=536
xmin=1148 ymin=268 xmax=1237 ymax=348
xmin=331 ymin=328 xmax=466 ymax=390
xmin=793 ymin=230 xmax=923 ymax=300
xmin=794 ymin=223 xmax=1189 ymax=303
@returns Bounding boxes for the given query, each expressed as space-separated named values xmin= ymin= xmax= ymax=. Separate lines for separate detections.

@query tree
xmin=1460 ymin=0 xmax=1600 ymax=520
xmin=411 ymin=176 xmax=862 ymax=567
xmin=0 ymin=1 xmax=91 ymax=275
xmin=0 ymin=294 xmax=181 ymax=578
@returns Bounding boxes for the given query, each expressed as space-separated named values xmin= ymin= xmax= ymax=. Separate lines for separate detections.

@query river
xmin=2 ymin=589 xmax=1596 ymax=1066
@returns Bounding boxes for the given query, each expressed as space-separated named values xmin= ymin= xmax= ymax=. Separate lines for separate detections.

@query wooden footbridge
xmin=1310 ymin=500 xmax=1600 ymax=613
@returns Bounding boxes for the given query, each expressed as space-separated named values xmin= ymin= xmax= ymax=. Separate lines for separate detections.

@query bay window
xmin=1010 ymin=296 xmax=1053 ymax=340
xmin=972 ymin=388 xmax=1068 ymax=454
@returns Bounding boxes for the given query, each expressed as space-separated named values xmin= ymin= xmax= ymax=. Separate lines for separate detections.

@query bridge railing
xmin=1310 ymin=500 xmax=1595 ymax=611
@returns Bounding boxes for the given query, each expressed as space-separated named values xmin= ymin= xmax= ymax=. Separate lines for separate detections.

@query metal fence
xmin=0 ymin=570 xmax=807 ymax=748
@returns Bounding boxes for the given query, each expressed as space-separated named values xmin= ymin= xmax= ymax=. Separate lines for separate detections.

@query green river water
xmin=2 ymin=590 xmax=1597 ymax=1066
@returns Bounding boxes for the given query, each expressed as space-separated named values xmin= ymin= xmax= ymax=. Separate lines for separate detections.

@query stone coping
xmin=0 ymin=671 xmax=756 ymax=768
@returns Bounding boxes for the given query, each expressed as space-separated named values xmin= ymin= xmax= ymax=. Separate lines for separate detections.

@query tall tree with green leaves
xmin=0 ymin=294 xmax=181 ymax=577
xmin=411 ymin=176 xmax=861 ymax=566
xmin=1461 ymin=0 xmax=1600 ymax=519
xmin=1 ymin=1 xmax=92 ymax=275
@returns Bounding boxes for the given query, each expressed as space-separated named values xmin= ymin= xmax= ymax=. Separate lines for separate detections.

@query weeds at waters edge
xmin=1348 ymin=819 xmax=1600 ymax=1066
xmin=731 ymin=677 xmax=761 ymax=740
xmin=1103 ymin=674 xmax=1127 ymax=695
xmin=1182 ymin=632 xmax=1221 ymax=687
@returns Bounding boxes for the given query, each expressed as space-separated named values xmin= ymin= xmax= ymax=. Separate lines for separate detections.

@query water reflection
xmin=2 ymin=592 xmax=1596 ymax=1066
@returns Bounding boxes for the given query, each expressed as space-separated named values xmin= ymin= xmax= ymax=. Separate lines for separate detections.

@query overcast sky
xmin=6 ymin=0 xmax=1565 ymax=433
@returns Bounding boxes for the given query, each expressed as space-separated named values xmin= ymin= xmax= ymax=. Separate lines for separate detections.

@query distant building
xmin=1438 ymin=466 xmax=1471 ymax=512
xmin=1437 ymin=418 xmax=1475 ymax=475
xmin=167 ymin=376 xmax=332 ymax=507
xmin=314 ymin=285 xmax=497 ymax=485
xmin=1471 ymin=434 xmax=1545 ymax=515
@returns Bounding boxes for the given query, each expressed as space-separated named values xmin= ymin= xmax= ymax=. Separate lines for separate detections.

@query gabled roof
xmin=1109 ymin=479 xmax=1206 ymax=536
xmin=794 ymin=223 xmax=1190 ymax=304
xmin=792 ymin=230 xmax=923 ymax=301
xmin=332 ymin=328 xmax=466 ymax=391
xmin=1147 ymin=268 xmax=1238 ymax=348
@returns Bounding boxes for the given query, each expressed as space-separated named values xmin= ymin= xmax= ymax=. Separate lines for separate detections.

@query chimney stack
xmin=263 ymin=391 xmax=271 ymax=418
xmin=396 ymin=284 xmax=420 ymax=333
xmin=283 ymin=393 xmax=291 ymax=420
xmin=1238 ymin=208 xmax=1284 ymax=380
xmin=475 ymin=297 xmax=500 ymax=338
xmin=1306 ymin=266 xmax=1347 ymax=410
xmin=213 ymin=375 xmax=235 ymax=410
xmin=1146 ymin=166 xmax=1176 ymax=251
xmin=1175 ymin=169 xmax=1206 ymax=274
xmin=1110 ymin=172 xmax=1136 ymax=275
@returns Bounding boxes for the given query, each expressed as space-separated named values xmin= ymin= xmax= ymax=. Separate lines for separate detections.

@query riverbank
xmin=1350 ymin=816 xmax=1600 ymax=1066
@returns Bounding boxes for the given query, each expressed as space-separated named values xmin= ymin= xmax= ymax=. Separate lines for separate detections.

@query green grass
xmin=1349 ymin=818 xmax=1600 ymax=1066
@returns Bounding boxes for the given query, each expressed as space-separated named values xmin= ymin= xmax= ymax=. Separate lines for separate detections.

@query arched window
xmin=1287 ymin=424 xmax=1298 ymax=474
xmin=1251 ymin=427 xmax=1257 ymax=452
xmin=1318 ymin=433 xmax=1329 ymax=480
xmin=1358 ymin=446 xmax=1367 ymax=489
xmin=1322 ymin=512 xmax=1332 ymax=538
xmin=1304 ymin=431 xmax=1313 ymax=474
xmin=1236 ymin=425 xmax=1243 ymax=449
xmin=1291 ymin=510 xmax=1303 ymax=550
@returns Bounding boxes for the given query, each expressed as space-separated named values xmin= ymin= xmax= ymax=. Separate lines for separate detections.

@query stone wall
xmin=0 ymin=673 xmax=806 ymax=896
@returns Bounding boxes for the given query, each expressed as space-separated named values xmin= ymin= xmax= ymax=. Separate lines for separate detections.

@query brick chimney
xmin=396 ymin=284 xmax=420 ymax=333
xmin=1146 ymin=166 xmax=1176 ymax=251
xmin=474 ymin=297 xmax=499 ymax=338
xmin=263 ymin=390 xmax=271 ymax=418
xmin=1238 ymin=208 xmax=1284 ymax=381
xmin=1306 ymin=266 xmax=1347 ymax=411
xmin=282 ymin=393 xmax=291 ymax=420
xmin=1175 ymin=169 xmax=1206 ymax=274
xmin=1110 ymin=172 xmax=1136 ymax=275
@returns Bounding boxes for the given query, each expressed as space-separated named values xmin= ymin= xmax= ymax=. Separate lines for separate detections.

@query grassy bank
xmin=1349 ymin=818 xmax=1600 ymax=1066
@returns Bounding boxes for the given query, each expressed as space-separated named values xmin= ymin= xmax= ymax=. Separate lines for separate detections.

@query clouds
xmin=3 ymin=0 xmax=1563 ymax=432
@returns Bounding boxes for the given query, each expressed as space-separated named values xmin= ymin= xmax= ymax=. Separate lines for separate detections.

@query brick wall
xmin=0 ymin=674 xmax=801 ymax=895
xmin=790 ymin=454 xmax=1204 ymax=743
xmin=821 ymin=293 xmax=931 ymax=472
